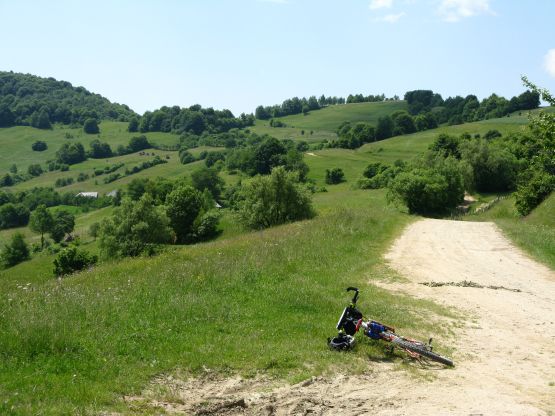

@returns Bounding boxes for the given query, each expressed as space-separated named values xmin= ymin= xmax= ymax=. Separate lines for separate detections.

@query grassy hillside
xmin=250 ymin=101 xmax=407 ymax=142
xmin=0 ymin=189 xmax=458 ymax=415
xmin=0 ymin=121 xmax=179 ymax=173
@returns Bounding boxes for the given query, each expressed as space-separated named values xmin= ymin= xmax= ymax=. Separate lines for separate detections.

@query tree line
xmin=0 ymin=71 xmax=136 ymax=129
xmin=404 ymin=89 xmax=540 ymax=125
xmin=129 ymin=104 xmax=255 ymax=135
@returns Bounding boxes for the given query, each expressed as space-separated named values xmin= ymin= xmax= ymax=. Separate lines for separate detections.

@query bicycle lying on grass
xmin=328 ymin=287 xmax=454 ymax=367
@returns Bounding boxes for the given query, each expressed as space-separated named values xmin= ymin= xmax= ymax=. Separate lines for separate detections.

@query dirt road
xmin=126 ymin=219 xmax=555 ymax=415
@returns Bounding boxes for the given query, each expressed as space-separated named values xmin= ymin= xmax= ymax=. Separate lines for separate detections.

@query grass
xmin=0 ymin=189 xmax=458 ymax=415
xmin=0 ymin=121 xmax=179 ymax=173
xmin=464 ymin=193 xmax=555 ymax=269
xmin=249 ymin=101 xmax=407 ymax=142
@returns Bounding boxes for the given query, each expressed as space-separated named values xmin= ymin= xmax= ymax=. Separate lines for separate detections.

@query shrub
xmin=1 ymin=233 xmax=30 ymax=268
xmin=192 ymin=210 xmax=220 ymax=241
xmin=514 ymin=170 xmax=555 ymax=216
xmin=27 ymin=164 xmax=43 ymax=177
xmin=238 ymin=166 xmax=314 ymax=229
xmin=0 ymin=203 xmax=30 ymax=229
xmin=99 ymin=194 xmax=174 ymax=258
xmin=484 ymin=129 xmax=502 ymax=140
xmin=49 ymin=210 xmax=75 ymax=243
xmin=387 ymin=158 xmax=464 ymax=215
xmin=31 ymin=140 xmax=48 ymax=151
xmin=53 ymin=247 xmax=97 ymax=276
xmin=77 ymin=172 xmax=89 ymax=182
xmin=56 ymin=142 xmax=86 ymax=165
xmin=165 ymin=186 xmax=204 ymax=243
xmin=325 ymin=168 xmax=345 ymax=184
xmin=83 ymin=118 xmax=100 ymax=134
xmin=191 ymin=167 xmax=224 ymax=199
xmin=179 ymin=150 xmax=196 ymax=164
xmin=128 ymin=135 xmax=151 ymax=152
xmin=460 ymin=140 xmax=518 ymax=192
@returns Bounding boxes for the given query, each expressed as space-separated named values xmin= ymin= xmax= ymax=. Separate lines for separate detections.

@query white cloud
xmin=375 ymin=12 xmax=406 ymax=22
xmin=438 ymin=0 xmax=495 ymax=22
xmin=369 ymin=0 xmax=393 ymax=10
xmin=545 ymin=49 xmax=555 ymax=78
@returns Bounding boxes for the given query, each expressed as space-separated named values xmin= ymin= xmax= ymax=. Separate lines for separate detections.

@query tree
xmin=1 ymin=233 xmax=30 ymax=268
xmin=53 ymin=247 xmax=97 ymax=276
xmin=128 ymin=135 xmax=151 ymax=152
xmin=49 ymin=210 xmax=75 ymax=243
xmin=99 ymin=194 xmax=174 ymax=258
xmin=375 ymin=116 xmax=394 ymax=140
xmin=89 ymin=139 xmax=113 ymax=158
xmin=32 ymin=108 xmax=52 ymax=129
xmin=325 ymin=168 xmax=345 ymax=184
xmin=254 ymin=137 xmax=287 ymax=174
xmin=0 ymin=203 xmax=30 ymax=229
xmin=9 ymin=164 xmax=17 ymax=174
xmin=83 ymin=118 xmax=100 ymax=134
xmin=393 ymin=112 xmax=416 ymax=135
xmin=0 ymin=174 xmax=13 ymax=187
xmin=238 ymin=166 xmax=314 ymax=229
xmin=56 ymin=142 xmax=86 ymax=164
xmin=27 ymin=164 xmax=43 ymax=177
xmin=29 ymin=204 xmax=53 ymax=249
xmin=179 ymin=149 xmax=196 ymax=164
xmin=191 ymin=167 xmax=225 ymax=199
xmin=31 ymin=140 xmax=48 ymax=151
xmin=89 ymin=222 xmax=100 ymax=240
xmin=128 ymin=117 xmax=139 ymax=132
xmin=165 ymin=186 xmax=204 ymax=243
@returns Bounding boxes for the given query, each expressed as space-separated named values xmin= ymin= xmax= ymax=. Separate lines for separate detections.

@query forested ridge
xmin=0 ymin=71 xmax=137 ymax=128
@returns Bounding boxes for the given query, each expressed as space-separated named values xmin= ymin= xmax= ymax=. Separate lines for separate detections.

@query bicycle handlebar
xmin=346 ymin=287 xmax=359 ymax=305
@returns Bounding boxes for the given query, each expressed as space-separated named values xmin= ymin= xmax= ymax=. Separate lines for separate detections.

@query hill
xmin=249 ymin=100 xmax=407 ymax=142
xmin=0 ymin=71 xmax=137 ymax=128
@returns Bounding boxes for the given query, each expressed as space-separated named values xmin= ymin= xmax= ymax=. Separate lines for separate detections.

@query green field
xmin=0 ymin=121 xmax=179 ymax=173
xmin=250 ymin=101 xmax=407 ymax=142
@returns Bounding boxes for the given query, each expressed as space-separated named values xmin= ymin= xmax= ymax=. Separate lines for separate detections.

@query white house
xmin=76 ymin=192 xmax=98 ymax=198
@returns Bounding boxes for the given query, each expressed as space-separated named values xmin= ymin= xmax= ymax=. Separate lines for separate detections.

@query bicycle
xmin=328 ymin=287 xmax=454 ymax=367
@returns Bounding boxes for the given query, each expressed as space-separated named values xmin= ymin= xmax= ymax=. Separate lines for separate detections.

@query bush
xmin=0 ymin=203 xmax=30 ymax=229
xmin=191 ymin=167 xmax=224 ymax=199
xmin=99 ymin=194 xmax=174 ymax=258
xmin=56 ymin=142 xmax=86 ymax=165
xmin=27 ymin=164 xmax=43 ymax=177
xmin=460 ymin=140 xmax=518 ymax=192
xmin=484 ymin=129 xmax=502 ymax=140
xmin=387 ymin=158 xmax=464 ymax=215
xmin=179 ymin=149 xmax=196 ymax=164
xmin=165 ymin=186 xmax=204 ymax=243
xmin=83 ymin=118 xmax=100 ymax=134
xmin=1 ymin=233 xmax=30 ymax=268
xmin=128 ymin=135 xmax=151 ymax=152
xmin=53 ymin=247 xmax=97 ymax=276
xmin=238 ymin=166 xmax=314 ymax=229
xmin=31 ymin=140 xmax=48 ymax=151
xmin=55 ymin=177 xmax=74 ymax=188
xmin=325 ymin=168 xmax=345 ymax=184
xmin=192 ymin=210 xmax=220 ymax=241
xmin=515 ymin=170 xmax=555 ymax=216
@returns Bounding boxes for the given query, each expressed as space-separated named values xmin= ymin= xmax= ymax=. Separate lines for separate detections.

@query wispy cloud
xmin=375 ymin=12 xmax=406 ymax=22
xmin=438 ymin=0 xmax=495 ymax=22
xmin=545 ymin=49 xmax=555 ymax=78
xmin=369 ymin=0 xmax=393 ymax=10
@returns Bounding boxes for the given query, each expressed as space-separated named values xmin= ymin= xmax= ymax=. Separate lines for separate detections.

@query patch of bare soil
xmin=122 ymin=219 xmax=555 ymax=415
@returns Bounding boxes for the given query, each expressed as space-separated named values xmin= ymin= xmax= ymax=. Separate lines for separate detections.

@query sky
xmin=1 ymin=0 xmax=554 ymax=115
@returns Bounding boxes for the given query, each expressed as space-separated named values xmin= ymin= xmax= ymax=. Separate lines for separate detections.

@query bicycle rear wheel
xmin=391 ymin=337 xmax=454 ymax=367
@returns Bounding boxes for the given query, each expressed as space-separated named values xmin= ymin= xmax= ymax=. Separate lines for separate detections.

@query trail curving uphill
xmin=124 ymin=219 xmax=555 ymax=415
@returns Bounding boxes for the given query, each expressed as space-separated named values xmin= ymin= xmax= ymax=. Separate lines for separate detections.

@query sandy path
xmin=124 ymin=219 xmax=555 ymax=415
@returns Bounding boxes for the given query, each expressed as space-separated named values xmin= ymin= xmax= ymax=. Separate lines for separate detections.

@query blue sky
xmin=1 ymin=0 xmax=554 ymax=115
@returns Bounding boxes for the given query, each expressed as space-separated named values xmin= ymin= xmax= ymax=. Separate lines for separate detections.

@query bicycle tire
xmin=392 ymin=337 xmax=454 ymax=367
